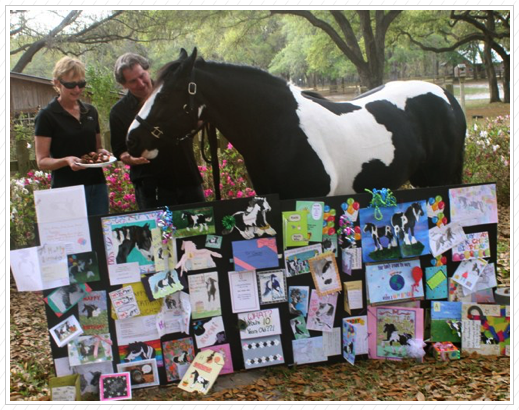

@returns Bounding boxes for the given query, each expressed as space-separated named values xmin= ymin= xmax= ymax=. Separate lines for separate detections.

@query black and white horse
xmin=112 ymin=224 xmax=154 ymax=264
xmin=190 ymin=370 xmax=210 ymax=393
xmin=126 ymin=48 xmax=466 ymax=200
xmin=206 ymin=277 xmax=218 ymax=304
xmin=69 ymin=254 xmax=96 ymax=282
xmin=125 ymin=341 xmax=156 ymax=361
xmin=382 ymin=323 xmax=412 ymax=347
xmin=391 ymin=202 xmax=424 ymax=246
xmin=181 ymin=211 xmax=212 ymax=232
xmin=222 ymin=197 xmax=276 ymax=239
xmin=155 ymin=270 xmax=180 ymax=293
xmin=363 ymin=223 xmax=396 ymax=251
xmin=81 ymin=303 xmax=100 ymax=319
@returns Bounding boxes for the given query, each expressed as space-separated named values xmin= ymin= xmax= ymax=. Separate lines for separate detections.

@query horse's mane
xmin=154 ymin=57 xmax=287 ymax=91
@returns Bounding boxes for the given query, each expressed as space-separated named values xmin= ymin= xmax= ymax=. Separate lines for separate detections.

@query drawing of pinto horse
xmin=126 ymin=48 xmax=466 ymax=200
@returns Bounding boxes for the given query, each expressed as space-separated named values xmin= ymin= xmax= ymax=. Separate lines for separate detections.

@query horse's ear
xmin=179 ymin=48 xmax=188 ymax=59
xmin=179 ymin=48 xmax=197 ymax=77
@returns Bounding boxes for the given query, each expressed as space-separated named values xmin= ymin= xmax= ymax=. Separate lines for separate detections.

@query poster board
xmin=41 ymin=184 xmax=499 ymax=387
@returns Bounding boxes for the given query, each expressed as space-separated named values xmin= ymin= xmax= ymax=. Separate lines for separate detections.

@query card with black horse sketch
xmin=78 ymin=290 xmax=109 ymax=335
xmin=178 ymin=350 xmax=224 ymax=395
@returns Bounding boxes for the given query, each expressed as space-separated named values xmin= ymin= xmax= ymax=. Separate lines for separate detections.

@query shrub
xmin=104 ymin=164 xmax=138 ymax=213
xmin=463 ymin=115 xmax=510 ymax=205
xmin=199 ymin=142 xmax=256 ymax=201
xmin=10 ymin=170 xmax=51 ymax=248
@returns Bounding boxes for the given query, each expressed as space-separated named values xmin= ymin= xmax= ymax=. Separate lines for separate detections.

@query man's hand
xmin=120 ymin=152 xmax=150 ymax=166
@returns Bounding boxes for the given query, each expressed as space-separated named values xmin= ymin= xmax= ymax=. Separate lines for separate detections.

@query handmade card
xmin=102 ymin=211 xmax=161 ymax=285
xmin=172 ymin=206 xmax=216 ymax=238
xmin=68 ymin=334 xmax=113 ymax=366
xmin=341 ymin=247 xmax=362 ymax=275
xmin=365 ymin=259 xmax=424 ymax=304
xmin=114 ymin=314 xmax=160 ymax=346
xmin=118 ymin=339 xmax=163 ymax=366
xmin=309 ymin=252 xmax=342 ymax=296
xmin=462 ymin=303 xmax=510 ymax=356
xmin=306 ymin=291 xmax=338 ymax=332
xmin=282 ymin=210 xmax=309 ymax=248
xmin=323 ymin=327 xmax=342 ymax=357
xmin=449 ymin=184 xmax=498 ymax=227
xmin=99 ymin=373 xmax=131 ymax=401
xmin=78 ymin=290 xmax=109 ymax=335
xmin=221 ymin=196 xmax=277 ymax=239
xmin=117 ymin=359 xmax=159 ymax=389
xmin=232 ymin=237 xmax=279 ymax=271
xmin=452 ymin=232 xmax=491 ymax=261
xmin=11 ymin=244 xmax=70 ymax=291
xmin=343 ymin=280 xmax=363 ymax=314
xmin=296 ymin=201 xmax=325 ymax=242
xmin=430 ymin=301 xmax=462 ymax=342
xmin=192 ymin=316 xmax=226 ymax=348
xmin=45 ymin=283 xmax=91 ymax=317
xmin=467 ymin=262 xmax=498 ymax=294
xmin=49 ymin=374 xmax=81 ymax=401
xmin=228 ymin=270 xmax=260 ymax=313
xmin=50 ymin=315 xmax=83 ymax=348
xmin=35 ymin=186 xmax=92 ymax=254
xmin=342 ymin=321 xmax=357 ymax=365
xmin=114 ymin=281 xmax=162 ymax=319
xmin=292 ymin=336 xmax=327 ymax=365
xmin=160 ymin=291 xmax=191 ymax=335
xmin=109 ymin=286 xmax=140 ymax=320
xmin=288 ymin=286 xmax=310 ymax=317
xmin=238 ymin=308 xmax=282 ymax=340
xmin=176 ymin=240 xmax=222 ymax=275
xmin=151 ymin=230 xmax=177 ymax=272
xmin=367 ymin=306 xmax=424 ymax=360
xmin=284 ymin=243 xmax=322 ymax=277
xmin=178 ymin=350 xmax=224 ymax=394
xmin=290 ymin=315 xmax=310 ymax=339
xmin=360 ymin=201 xmax=429 ymax=262
xmin=451 ymin=258 xmax=488 ymax=291
xmin=322 ymin=234 xmax=338 ymax=256
xmin=428 ymin=222 xmax=466 ymax=258
xmin=242 ymin=335 xmax=285 ymax=369
xmin=200 ymin=343 xmax=234 ymax=375
xmin=448 ymin=278 xmax=496 ymax=304
xmin=205 ymin=235 xmax=223 ymax=249
xmin=67 ymin=251 xmax=100 ymax=283
xmin=425 ymin=266 xmax=448 ymax=300
xmin=73 ymin=361 xmax=113 ymax=398
xmin=257 ymin=269 xmax=287 ymax=305
xmin=148 ymin=269 xmax=183 ymax=299
xmin=188 ymin=271 xmax=222 ymax=319
xmin=343 ymin=316 xmax=368 ymax=355
xmin=163 ymin=337 xmax=196 ymax=382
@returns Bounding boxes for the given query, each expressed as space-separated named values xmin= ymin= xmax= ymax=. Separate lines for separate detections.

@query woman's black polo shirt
xmin=35 ymin=97 xmax=106 ymax=188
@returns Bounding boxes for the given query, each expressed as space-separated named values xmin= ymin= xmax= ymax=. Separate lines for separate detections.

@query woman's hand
xmin=67 ymin=156 xmax=85 ymax=171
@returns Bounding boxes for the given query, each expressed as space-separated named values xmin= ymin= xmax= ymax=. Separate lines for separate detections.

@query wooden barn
xmin=10 ymin=72 xmax=57 ymax=116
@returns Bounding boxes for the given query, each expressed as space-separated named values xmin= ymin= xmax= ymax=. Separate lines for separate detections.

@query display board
xmin=40 ymin=183 xmax=501 ymax=392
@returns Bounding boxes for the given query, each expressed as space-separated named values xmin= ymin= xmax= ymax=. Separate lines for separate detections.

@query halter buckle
xmin=188 ymin=82 xmax=197 ymax=95
xmin=151 ymin=127 xmax=163 ymax=139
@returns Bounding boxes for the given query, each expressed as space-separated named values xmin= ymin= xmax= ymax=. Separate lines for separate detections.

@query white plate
xmin=75 ymin=156 xmax=117 ymax=168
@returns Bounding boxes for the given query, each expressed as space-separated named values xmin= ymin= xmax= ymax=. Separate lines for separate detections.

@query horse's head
xmin=126 ymin=48 xmax=201 ymax=159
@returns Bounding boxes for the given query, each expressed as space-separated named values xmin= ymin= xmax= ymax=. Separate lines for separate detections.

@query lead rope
xmin=200 ymin=123 xmax=221 ymax=201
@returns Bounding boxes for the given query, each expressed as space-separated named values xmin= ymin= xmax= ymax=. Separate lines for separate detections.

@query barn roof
xmin=10 ymin=71 xmax=53 ymax=85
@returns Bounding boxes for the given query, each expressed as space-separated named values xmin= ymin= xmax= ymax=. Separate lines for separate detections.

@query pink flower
xmin=227 ymin=142 xmax=233 ymax=150
xmin=236 ymin=191 xmax=243 ymax=198
xmin=227 ymin=190 xmax=234 ymax=197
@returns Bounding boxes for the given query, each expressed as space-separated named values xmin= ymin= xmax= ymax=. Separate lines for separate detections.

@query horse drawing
xmin=112 ymin=224 xmax=154 ymax=264
xmin=190 ymin=370 xmax=210 ymax=393
xmin=155 ymin=270 xmax=181 ymax=293
xmin=81 ymin=303 xmax=100 ymax=319
xmin=382 ymin=323 xmax=412 ymax=347
xmin=222 ymin=197 xmax=276 ymax=239
xmin=125 ymin=341 xmax=156 ymax=361
xmin=206 ymin=277 xmax=218 ymax=305
xmin=126 ymin=48 xmax=466 ymax=200
xmin=391 ymin=202 xmax=425 ymax=246
xmin=181 ymin=211 xmax=212 ymax=232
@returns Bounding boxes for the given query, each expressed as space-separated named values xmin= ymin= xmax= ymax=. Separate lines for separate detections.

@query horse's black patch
xmin=302 ymin=92 xmax=362 ymax=116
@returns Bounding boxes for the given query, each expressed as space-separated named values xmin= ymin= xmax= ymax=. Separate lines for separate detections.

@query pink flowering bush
xmin=103 ymin=164 xmax=138 ymax=213
xmin=199 ymin=142 xmax=256 ymax=201
xmin=463 ymin=115 xmax=510 ymax=204
xmin=10 ymin=170 xmax=52 ymax=248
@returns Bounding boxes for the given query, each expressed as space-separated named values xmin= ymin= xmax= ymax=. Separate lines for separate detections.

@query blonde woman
xmin=35 ymin=56 xmax=110 ymax=215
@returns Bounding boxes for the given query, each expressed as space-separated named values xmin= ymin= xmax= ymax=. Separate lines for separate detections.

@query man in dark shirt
xmin=109 ymin=53 xmax=205 ymax=210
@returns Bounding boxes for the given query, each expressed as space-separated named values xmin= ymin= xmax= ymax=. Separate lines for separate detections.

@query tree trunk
xmin=501 ymin=56 xmax=510 ymax=103
xmin=11 ymin=39 xmax=47 ymax=73
xmin=483 ymin=41 xmax=501 ymax=103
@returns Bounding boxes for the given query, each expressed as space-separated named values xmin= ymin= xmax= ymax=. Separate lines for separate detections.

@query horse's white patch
xmin=291 ymin=85 xmax=394 ymax=195
xmin=291 ymin=81 xmax=450 ymax=195
xmin=143 ymin=149 xmax=159 ymax=159
xmin=356 ymin=81 xmax=450 ymax=110
xmin=128 ymin=84 xmax=164 ymax=132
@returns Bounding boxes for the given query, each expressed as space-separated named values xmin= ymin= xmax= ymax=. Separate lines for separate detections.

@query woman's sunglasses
xmin=59 ymin=79 xmax=87 ymax=89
